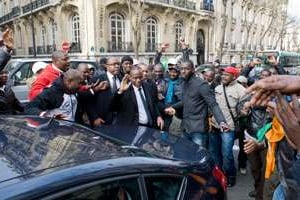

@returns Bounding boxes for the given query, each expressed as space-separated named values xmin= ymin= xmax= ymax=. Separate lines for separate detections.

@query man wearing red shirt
xmin=28 ymin=51 xmax=70 ymax=101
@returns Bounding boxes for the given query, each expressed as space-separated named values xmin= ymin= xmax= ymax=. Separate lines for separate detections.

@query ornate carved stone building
xmin=0 ymin=0 xmax=289 ymax=64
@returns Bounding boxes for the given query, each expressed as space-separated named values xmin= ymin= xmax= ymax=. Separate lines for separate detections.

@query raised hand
xmin=93 ymin=117 xmax=105 ymax=127
xmin=274 ymin=93 xmax=300 ymax=152
xmin=246 ymin=75 xmax=300 ymax=106
xmin=3 ymin=28 xmax=13 ymax=50
xmin=93 ymin=81 xmax=109 ymax=92
xmin=164 ymin=107 xmax=176 ymax=116
xmin=118 ymin=74 xmax=130 ymax=94
xmin=179 ymin=37 xmax=188 ymax=49
xmin=159 ymin=42 xmax=170 ymax=53
xmin=267 ymin=55 xmax=278 ymax=65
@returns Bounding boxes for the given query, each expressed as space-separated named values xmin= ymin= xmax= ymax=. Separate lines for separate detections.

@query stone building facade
xmin=0 ymin=0 xmax=289 ymax=64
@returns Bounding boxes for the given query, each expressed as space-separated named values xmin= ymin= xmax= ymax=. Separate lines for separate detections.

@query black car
xmin=0 ymin=115 xmax=227 ymax=200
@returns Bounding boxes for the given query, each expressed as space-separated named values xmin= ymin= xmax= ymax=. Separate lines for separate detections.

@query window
xmin=17 ymin=26 xmax=22 ymax=48
xmin=71 ymin=14 xmax=80 ymax=44
xmin=41 ymin=26 xmax=46 ymax=49
xmin=144 ymin=176 xmax=183 ymax=200
xmin=10 ymin=0 xmax=14 ymax=9
xmin=175 ymin=22 xmax=183 ymax=52
xmin=145 ymin=17 xmax=158 ymax=52
xmin=109 ymin=12 xmax=125 ymax=51
xmin=50 ymin=19 xmax=57 ymax=45
xmin=52 ymin=177 xmax=141 ymax=200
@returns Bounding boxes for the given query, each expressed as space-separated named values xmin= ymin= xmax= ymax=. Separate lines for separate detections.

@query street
xmin=228 ymin=144 xmax=253 ymax=200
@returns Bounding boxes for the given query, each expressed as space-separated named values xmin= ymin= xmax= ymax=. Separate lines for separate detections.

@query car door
xmin=143 ymin=174 xmax=186 ymax=200
xmin=42 ymin=175 xmax=144 ymax=200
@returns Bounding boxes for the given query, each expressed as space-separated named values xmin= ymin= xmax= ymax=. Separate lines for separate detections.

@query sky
xmin=288 ymin=0 xmax=300 ymax=18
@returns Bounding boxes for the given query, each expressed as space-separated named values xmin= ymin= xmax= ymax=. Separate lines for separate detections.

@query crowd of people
xmin=0 ymin=29 xmax=300 ymax=199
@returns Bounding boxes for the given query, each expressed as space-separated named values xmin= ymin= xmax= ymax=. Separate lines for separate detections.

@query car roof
xmin=0 ymin=116 xmax=207 ymax=187
xmin=0 ymin=116 xmax=156 ymax=185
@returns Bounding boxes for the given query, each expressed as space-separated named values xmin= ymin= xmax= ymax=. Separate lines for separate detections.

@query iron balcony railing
xmin=145 ymin=43 xmax=159 ymax=52
xmin=0 ymin=6 xmax=20 ymax=23
xmin=107 ymin=41 xmax=134 ymax=52
xmin=69 ymin=42 xmax=81 ymax=53
xmin=22 ymin=0 xmax=50 ymax=14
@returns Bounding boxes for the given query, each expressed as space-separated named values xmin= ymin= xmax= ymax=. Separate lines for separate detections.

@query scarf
xmin=165 ymin=79 xmax=177 ymax=104
xmin=264 ymin=117 xmax=285 ymax=179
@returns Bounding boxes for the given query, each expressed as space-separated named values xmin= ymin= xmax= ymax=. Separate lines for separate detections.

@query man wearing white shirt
xmin=86 ymin=57 xmax=122 ymax=127
xmin=110 ymin=66 xmax=164 ymax=129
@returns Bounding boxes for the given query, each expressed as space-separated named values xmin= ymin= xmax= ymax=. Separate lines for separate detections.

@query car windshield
xmin=4 ymin=61 xmax=19 ymax=73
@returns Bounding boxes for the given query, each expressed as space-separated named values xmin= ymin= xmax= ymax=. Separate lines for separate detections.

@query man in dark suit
xmin=86 ymin=57 xmax=122 ymax=127
xmin=111 ymin=66 xmax=164 ymax=129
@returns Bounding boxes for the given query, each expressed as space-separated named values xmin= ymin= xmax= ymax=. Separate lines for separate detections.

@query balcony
xmin=37 ymin=46 xmax=47 ymax=54
xmin=146 ymin=0 xmax=197 ymax=10
xmin=107 ymin=41 xmax=134 ymax=52
xmin=0 ymin=6 xmax=21 ymax=24
xmin=46 ymin=44 xmax=56 ymax=54
xmin=22 ymin=0 xmax=50 ymax=14
xmin=175 ymin=43 xmax=182 ymax=52
xmin=69 ymin=42 xmax=81 ymax=53
xmin=28 ymin=47 xmax=35 ymax=55
xmin=11 ymin=6 xmax=21 ymax=17
xmin=145 ymin=43 xmax=159 ymax=52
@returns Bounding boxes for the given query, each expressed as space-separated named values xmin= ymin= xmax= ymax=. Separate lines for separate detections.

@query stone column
xmin=81 ymin=0 xmax=96 ymax=58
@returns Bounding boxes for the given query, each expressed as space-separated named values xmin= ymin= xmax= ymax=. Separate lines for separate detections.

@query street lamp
xmin=30 ymin=0 xmax=36 ymax=57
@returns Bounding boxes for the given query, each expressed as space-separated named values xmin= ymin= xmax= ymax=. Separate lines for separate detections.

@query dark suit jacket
xmin=110 ymin=83 xmax=161 ymax=128
xmin=86 ymin=73 xmax=122 ymax=125
xmin=172 ymin=74 xmax=226 ymax=133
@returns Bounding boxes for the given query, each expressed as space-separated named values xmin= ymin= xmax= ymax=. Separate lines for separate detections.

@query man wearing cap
xmin=26 ymin=62 xmax=48 ymax=88
xmin=210 ymin=66 xmax=246 ymax=187
xmin=202 ymin=66 xmax=219 ymax=90
xmin=159 ymin=60 xmax=183 ymax=133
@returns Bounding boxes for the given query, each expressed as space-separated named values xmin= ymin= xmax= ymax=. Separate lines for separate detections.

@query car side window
xmin=50 ymin=177 xmax=141 ymax=200
xmin=144 ymin=176 xmax=183 ymax=200
xmin=13 ymin=63 xmax=34 ymax=86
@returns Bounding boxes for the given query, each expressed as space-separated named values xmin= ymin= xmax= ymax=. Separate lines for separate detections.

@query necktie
xmin=111 ymin=75 xmax=117 ymax=93
xmin=138 ymin=87 xmax=153 ymax=126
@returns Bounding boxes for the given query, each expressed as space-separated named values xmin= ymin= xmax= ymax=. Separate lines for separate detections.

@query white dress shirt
xmin=45 ymin=94 xmax=77 ymax=121
xmin=106 ymin=71 xmax=120 ymax=91
xmin=133 ymin=85 xmax=149 ymax=125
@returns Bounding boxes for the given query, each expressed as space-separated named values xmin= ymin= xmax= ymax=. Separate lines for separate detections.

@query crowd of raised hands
xmin=246 ymin=75 xmax=300 ymax=153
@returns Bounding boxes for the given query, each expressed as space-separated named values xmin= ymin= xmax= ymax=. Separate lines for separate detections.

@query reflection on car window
xmin=54 ymin=177 xmax=141 ymax=200
xmin=145 ymin=176 xmax=183 ymax=200
xmin=184 ymin=175 xmax=218 ymax=200
xmin=13 ymin=63 xmax=34 ymax=86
